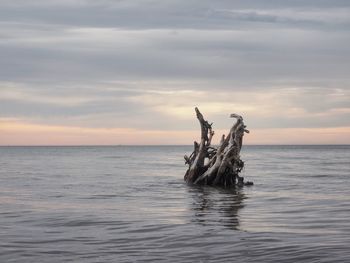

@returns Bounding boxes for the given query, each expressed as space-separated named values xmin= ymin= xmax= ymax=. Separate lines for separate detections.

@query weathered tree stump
xmin=184 ymin=107 xmax=252 ymax=187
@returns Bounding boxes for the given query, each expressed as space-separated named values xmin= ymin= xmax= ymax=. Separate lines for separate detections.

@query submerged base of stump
xmin=184 ymin=107 xmax=253 ymax=187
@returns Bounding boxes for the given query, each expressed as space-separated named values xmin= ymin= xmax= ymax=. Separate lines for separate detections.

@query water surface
xmin=1 ymin=145 xmax=349 ymax=262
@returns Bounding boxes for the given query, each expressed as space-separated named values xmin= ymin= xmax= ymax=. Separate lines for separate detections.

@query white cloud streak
xmin=0 ymin=0 xmax=349 ymax=144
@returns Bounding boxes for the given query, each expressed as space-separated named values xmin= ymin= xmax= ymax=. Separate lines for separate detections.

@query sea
xmin=0 ymin=145 xmax=349 ymax=262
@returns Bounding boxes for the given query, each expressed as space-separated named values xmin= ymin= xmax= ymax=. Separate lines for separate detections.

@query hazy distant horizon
xmin=1 ymin=144 xmax=349 ymax=147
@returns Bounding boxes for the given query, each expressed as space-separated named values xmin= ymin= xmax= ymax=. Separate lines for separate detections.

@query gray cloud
xmin=0 ymin=0 xmax=349 ymax=136
xmin=1 ymin=24 xmax=349 ymax=83
xmin=1 ymin=0 xmax=350 ymax=30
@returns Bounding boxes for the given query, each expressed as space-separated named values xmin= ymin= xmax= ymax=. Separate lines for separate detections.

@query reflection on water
xmin=1 ymin=145 xmax=350 ymax=262
xmin=188 ymin=186 xmax=245 ymax=230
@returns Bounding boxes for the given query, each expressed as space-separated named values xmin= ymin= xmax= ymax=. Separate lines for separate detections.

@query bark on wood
xmin=184 ymin=107 xmax=252 ymax=187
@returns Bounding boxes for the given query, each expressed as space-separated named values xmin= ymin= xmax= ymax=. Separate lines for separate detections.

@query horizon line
xmin=1 ymin=144 xmax=349 ymax=147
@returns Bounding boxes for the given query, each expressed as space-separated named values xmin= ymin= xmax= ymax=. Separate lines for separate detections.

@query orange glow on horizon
xmin=1 ymin=120 xmax=349 ymax=145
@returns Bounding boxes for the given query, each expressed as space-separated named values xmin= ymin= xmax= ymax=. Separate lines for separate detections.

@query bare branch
xmin=184 ymin=108 xmax=253 ymax=187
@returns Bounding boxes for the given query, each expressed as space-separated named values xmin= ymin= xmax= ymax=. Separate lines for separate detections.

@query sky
xmin=0 ymin=0 xmax=350 ymax=145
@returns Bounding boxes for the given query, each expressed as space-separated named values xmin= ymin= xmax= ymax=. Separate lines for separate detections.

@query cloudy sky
xmin=1 ymin=0 xmax=349 ymax=145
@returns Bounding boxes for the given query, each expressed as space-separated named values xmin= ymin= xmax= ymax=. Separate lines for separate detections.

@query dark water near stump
xmin=0 ymin=145 xmax=350 ymax=262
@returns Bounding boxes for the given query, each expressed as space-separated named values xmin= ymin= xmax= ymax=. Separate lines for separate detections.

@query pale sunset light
xmin=0 ymin=1 xmax=349 ymax=145
xmin=1 ymin=2 xmax=350 ymax=262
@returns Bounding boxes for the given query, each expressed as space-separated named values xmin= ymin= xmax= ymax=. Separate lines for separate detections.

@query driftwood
xmin=184 ymin=107 xmax=252 ymax=187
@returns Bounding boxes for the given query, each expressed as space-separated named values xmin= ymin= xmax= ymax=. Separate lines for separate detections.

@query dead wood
xmin=184 ymin=107 xmax=252 ymax=187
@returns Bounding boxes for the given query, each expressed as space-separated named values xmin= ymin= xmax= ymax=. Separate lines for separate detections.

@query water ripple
xmin=1 ymin=145 xmax=350 ymax=262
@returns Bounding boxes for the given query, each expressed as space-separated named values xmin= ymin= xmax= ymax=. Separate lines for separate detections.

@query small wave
xmin=103 ymin=156 xmax=125 ymax=159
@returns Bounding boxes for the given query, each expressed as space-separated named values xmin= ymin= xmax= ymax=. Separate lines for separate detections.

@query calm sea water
xmin=0 ymin=145 xmax=349 ymax=262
